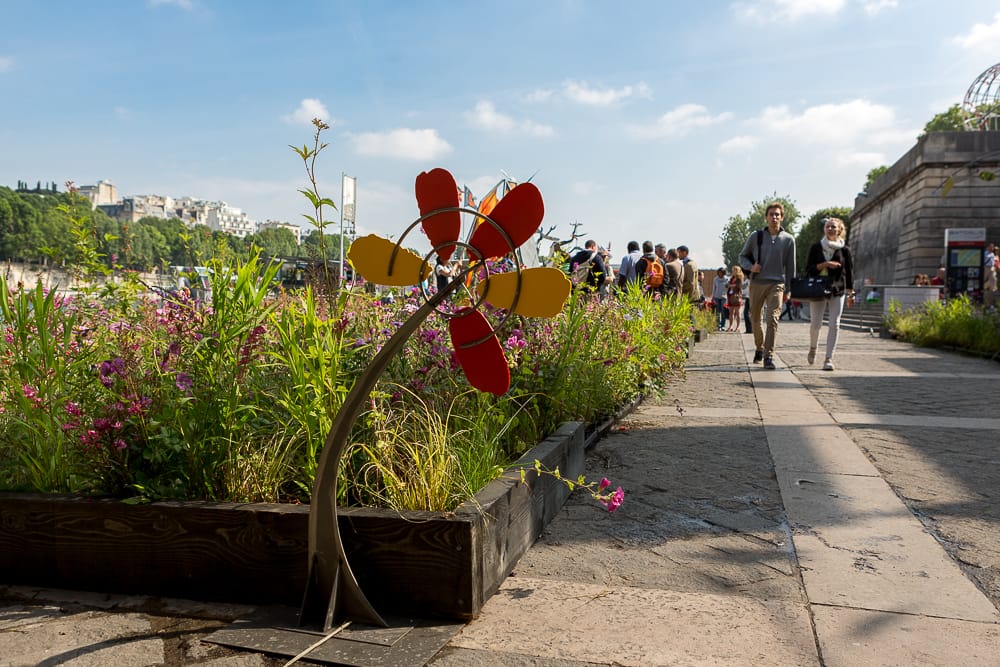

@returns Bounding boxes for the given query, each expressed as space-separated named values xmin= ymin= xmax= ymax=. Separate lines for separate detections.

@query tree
xmin=720 ymin=195 xmax=800 ymax=270
xmin=863 ymin=165 xmax=889 ymax=192
xmin=794 ymin=207 xmax=853 ymax=271
xmin=921 ymin=104 xmax=967 ymax=136
xmin=301 ymin=229 xmax=344 ymax=262
xmin=250 ymin=227 xmax=299 ymax=259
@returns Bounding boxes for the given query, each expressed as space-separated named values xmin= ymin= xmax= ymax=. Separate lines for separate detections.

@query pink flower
xmin=600 ymin=486 xmax=625 ymax=512
xmin=599 ymin=477 xmax=610 ymax=490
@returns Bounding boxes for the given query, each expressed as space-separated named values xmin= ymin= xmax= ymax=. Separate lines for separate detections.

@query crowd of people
xmin=437 ymin=205 xmax=999 ymax=373
xmin=570 ymin=239 xmax=705 ymax=304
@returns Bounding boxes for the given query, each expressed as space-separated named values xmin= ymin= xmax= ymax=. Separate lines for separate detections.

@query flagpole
xmin=339 ymin=172 xmax=345 ymax=289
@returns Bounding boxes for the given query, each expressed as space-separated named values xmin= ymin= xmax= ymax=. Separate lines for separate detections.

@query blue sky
xmin=1 ymin=1 xmax=998 ymax=268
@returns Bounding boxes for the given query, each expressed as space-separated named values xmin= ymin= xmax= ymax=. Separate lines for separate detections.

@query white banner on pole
xmin=342 ymin=174 xmax=357 ymax=227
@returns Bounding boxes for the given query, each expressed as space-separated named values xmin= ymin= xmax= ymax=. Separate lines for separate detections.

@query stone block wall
xmin=850 ymin=131 xmax=1000 ymax=286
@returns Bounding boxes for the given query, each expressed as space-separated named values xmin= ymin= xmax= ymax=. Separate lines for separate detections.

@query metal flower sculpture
xmin=300 ymin=168 xmax=571 ymax=630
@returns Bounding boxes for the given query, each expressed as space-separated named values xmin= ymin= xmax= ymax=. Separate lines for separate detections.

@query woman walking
xmin=805 ymin=217 xmax=854 ymax=370
xmin=725 ymin=266 xmax=744 ymax=331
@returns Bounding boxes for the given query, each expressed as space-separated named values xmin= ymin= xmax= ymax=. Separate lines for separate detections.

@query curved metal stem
xmin=300 ymin=280 xmax=458 ymax=630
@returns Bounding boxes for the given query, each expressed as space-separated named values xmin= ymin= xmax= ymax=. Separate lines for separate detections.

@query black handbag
xmin=790 ymin=276 xmax=831 ymax=299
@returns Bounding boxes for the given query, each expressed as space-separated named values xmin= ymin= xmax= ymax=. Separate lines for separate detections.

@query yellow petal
xmin=348 ymin=235 xmax=432 ymax=286
xmin=476 ymin=267 xmax=571 ymax=318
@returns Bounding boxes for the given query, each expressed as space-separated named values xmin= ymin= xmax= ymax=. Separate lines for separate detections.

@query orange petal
xmin=476 ymin=267 xmax=571 ymax=318
xmin=449 ymin=308 xmax=510 ymax=396
xmin=468 ymin=182 xmax=543 ymax=259
xmin=347 ymin=234 xmax=431 ymax=286
xmin=416 ymin=168 xmax=461 ymax=263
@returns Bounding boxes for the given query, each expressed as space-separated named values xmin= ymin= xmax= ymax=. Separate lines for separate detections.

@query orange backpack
xmin=645 ymin=258 xmax=665 ymax=288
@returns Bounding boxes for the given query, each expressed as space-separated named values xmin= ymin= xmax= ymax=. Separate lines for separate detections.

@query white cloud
xmin=0 ymin=56 xmax=12 ymax=72
xmin=953 ymin=12 xmax=1000 ymax=51
xmin=283 ymin=98 xmax=332 ymax=126
xmin=563 ymin=80 xmax=652 ymax=106
xmin=755 ymin=99 xmax=898 ymax=144
xmin=835 ymin=151 xmax=885 ymax=167
xmin=465 ymin=100 xmax=553 ymax=137
xmin=862 ymin=0 xmax=897 ymax=16
xmin=149 ymin=0 xmax=195 ymax=9
xmin=466 ymin=101 xmax=515 ymax=132
xmin=735 ymin=0 xmax=845 ymax=22
xmin=351 ymin=128 xmax=453 ymax=161
xmin=718 ymin=135 xmax=760 ymax=152
xmin=627 ymin=103 xmax=734 ymax=139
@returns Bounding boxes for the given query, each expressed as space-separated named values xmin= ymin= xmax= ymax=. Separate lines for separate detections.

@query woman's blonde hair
xmin=731 ymin=265 xmax=744 ymax=280
xmin=825 ymin=217 xmax=846 ymax=241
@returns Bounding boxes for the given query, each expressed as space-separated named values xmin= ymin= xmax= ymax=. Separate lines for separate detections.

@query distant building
xmin=122 ymin=194 xmax=175 ymax=221
xmin=76 ymin=180 xmax=118 ymax=209
xmin=257 ymin=219 xmax=302 ymax=245
xmin=205 ymin=202 xmax=254 ymax=238
xmin=78 ymin=180 xmax=266 ymax=239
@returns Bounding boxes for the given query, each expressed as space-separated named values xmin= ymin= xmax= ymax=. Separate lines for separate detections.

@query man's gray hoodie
xmin=738 ymin=228 xmax=796 ymax=289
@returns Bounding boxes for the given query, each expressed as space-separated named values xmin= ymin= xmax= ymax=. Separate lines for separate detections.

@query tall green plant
xmin=0 ymin=276 xmax=95 ymax=491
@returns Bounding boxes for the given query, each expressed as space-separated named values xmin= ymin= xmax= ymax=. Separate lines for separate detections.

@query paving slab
xmin=778 ymin=470 xmax=1000 ymax=622
xmin=740 ymin=333 xmax=1000 ymax=624
xmin=812 ymin=605 xmax=1000 ymax=667
xmin=0 ymin=608 xmax=163 ymax=666
xmin=834 ymin=413 xmax=1000 ymax=430
xmin=447 ymin=576 xmax=819 ymax=667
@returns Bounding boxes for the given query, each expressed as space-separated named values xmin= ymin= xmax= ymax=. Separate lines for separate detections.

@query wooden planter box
xmin=0 ymin=422 xmax=585 ymax=620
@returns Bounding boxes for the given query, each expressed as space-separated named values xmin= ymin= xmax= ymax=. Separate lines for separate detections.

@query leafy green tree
xmin=301 ymin=229 xmax=344 ymax=262
xmin=250 ymin=226 xmax=300 ymax=259
xmin=720 ymin=195 xmax=800 ymax=270
xmin=921 ymin=104 xmax=966 ymax=136
xmin=864 ymin=165 xmax=889 ymax=192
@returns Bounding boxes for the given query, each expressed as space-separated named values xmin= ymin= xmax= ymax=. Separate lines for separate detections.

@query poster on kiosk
xmin=944 ymin=227 xmax=986 ymax=302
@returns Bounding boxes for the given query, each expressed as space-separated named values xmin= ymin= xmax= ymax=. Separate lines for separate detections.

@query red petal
xmin=449 ymin=308 xmax=510 ymax=396
xmin=468 ymin=182 xmax=543 ymax=259
xmin=416 ymin=168 xmax=461 ymax=263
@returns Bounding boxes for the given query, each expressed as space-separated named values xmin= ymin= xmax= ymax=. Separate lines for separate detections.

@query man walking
xmin=677 ymin=245 xmax=703 ymax=303
xmin=663 ymin=248 xmax=683 ymax=298
xmin=616 ymin=241 xmax=642 ymax=291
xmin=739 ymin=203 xmax=796 ymax=369
xmin=634 ymin=241 xmax=663 ymax=296
xmin=570 ymin=239 xmax=608 ymax=294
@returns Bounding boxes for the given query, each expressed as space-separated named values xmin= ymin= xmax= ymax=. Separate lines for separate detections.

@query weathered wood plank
xmin=0 ymin=421 xmax=588 ymax=620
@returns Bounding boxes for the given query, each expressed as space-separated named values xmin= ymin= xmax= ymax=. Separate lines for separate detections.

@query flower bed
xmin=0 ymin=422 xmax=585 ymax=620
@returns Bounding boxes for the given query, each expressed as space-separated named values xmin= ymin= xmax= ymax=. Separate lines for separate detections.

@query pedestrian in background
xmin=616 ymin=241 xmax=642 ymax=291
xmin=726 ymin=266 xmax=745 ymax=332
xmin=712 ymin=267 xmax=729 ymax=331
xmin=677 ymin=245 xmax=703 ymax=304
xmin=804 ymin=217 xmax=854 ymax=371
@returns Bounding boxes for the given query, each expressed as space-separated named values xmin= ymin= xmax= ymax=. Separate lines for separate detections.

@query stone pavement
xmin=3 ymin=321 xmax=1000 ymax=665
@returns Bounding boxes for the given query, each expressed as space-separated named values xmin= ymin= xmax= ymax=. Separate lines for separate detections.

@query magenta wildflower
xmin=599 ymin=477 xmax=611 ymax=490
xmin=175 ymin=372 xmax=193 ymax=392
xmin=601 ymin=486 xmax=625 ymax=513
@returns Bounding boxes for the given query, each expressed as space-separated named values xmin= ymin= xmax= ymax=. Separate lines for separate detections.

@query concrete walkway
xmin=2 ymin=322 xmax=999 ymax=665
xmin=433 ymin=322 xmax=1000 ymax=666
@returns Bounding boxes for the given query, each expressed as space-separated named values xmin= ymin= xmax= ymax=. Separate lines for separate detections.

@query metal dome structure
xmin=962 ymin=62 xmax=1000 ymax=131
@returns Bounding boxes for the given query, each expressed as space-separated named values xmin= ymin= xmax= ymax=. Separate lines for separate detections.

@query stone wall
xmin=2 ymin=261 xmax=167 ymax=292
xmin=850 ymin=131 xmax=1000 ymax=286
